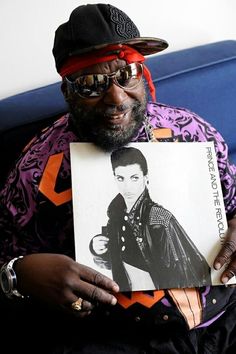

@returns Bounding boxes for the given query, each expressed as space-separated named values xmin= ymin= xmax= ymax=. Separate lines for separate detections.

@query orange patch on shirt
xmin=116 ymin=290 xmax=165 ymax=309
xmin=39 ymin=153 xmax=72 ymax=206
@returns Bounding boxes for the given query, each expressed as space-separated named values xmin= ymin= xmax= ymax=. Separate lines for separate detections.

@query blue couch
xmin=0 ymin=40 xmax=235 ymax=187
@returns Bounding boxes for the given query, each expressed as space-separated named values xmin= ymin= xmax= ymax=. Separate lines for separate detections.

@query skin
xmin=14 ymin=57 xmax=236 ymax=319
xmin=15 ymin=254 xmax=119 ymax=317
xmin=114 ymin=163 xmax=147 ymax=212
xmin=63 ymin=59 xmax=147 ymax=151
xmin=214 ymin=218 xmax=236 ymax=284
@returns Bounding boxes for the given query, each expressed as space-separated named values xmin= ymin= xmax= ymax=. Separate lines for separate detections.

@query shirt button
xmin=163 ymin=315 xmax=169 ymax=321
xmin=136 ymin=237 xmax=143 ymax=242
xmin=136 ymin=216 xmax=140 ymax=220
xmin=134 ymin=316 xmax=141 ymax=322
xmin=212 ymin=298 xmax=217 ymax=304
xmin=121 ymin=236 xmax=125 ymax=242
xmin=124 ymin=215 xmax=128 ymax=221
xmin=122 ymin=225 xmax=126 ymax=231
xmin=139 ymin=222 xmax=142 ymax=226
xmin=121 ymin=246 xmax=126 ymax=251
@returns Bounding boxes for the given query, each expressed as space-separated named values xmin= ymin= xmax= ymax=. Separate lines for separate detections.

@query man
xmin=90 ymin=147 xmax=211 ymax=291
xmin=0 ymin=3 xmax=236 ymax=354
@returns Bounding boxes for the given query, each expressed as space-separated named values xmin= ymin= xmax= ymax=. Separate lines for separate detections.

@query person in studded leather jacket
xmin=90 ymin=147 xmax=211 ymax=291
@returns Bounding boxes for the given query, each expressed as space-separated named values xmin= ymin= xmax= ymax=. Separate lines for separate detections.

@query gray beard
xmin=69 ymin=99 xmax=146 ymax=151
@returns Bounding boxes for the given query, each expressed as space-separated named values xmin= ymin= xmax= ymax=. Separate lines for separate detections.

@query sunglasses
xmin=65 ymin=62 xmax=143 ymax=98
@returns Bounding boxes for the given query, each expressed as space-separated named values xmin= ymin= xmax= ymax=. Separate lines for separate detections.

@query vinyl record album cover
xmin=70 ymin=141 xmax=234 ymax=291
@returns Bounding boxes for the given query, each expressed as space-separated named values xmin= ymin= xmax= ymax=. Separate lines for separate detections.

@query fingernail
xmin=222 ymin=276 xmax=229 ymax=284
xmin=111 ymin=296 xmax=117 ymax=305
xmin=214 ymin=262 xmax=222 ymax=270
xmin=112 ymin=284 xmax=119 ymax=292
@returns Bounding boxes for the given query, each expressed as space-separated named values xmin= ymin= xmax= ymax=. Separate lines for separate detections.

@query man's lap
xmin=2 ymin=297 xmax=236 ymax=354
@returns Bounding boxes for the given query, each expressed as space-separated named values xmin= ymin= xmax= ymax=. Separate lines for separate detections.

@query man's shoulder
xmin=149 ymin=204 xmax=172 ymax=227
xmin=144 ymin=101 xmax=215 ymax=143
xmin=146 ymin=101 xmax=201 ymax=119
xmin=21 ymin=114 xmax=77 ymax=157
xmin=1 ymin=114 xmax=76 ymax=195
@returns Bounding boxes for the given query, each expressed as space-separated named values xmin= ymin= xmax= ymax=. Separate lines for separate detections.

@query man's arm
xmin=0 ymin=196 xmax=119 ymax=316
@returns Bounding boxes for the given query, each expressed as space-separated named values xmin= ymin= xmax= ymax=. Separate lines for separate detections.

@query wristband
xmin=0 ymin=256 xmax=24 ymax=299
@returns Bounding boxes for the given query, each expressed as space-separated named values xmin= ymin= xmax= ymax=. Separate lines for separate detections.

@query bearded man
xmin=0 ymin=4 xmax=236 ymax=354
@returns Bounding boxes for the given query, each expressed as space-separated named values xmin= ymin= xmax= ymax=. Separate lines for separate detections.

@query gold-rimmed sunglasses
xmin=65 ymin=62 xmax=143 ymax=98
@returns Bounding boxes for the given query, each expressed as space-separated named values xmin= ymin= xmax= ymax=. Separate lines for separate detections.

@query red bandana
xmin=59 ymin=44 xmax=156 ymax=101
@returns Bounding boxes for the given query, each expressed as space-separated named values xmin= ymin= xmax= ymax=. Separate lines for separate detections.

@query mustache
xmin=97 ymin=103 xmax=139 ymax=116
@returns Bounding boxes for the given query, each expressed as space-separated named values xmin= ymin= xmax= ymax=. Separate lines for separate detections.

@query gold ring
xmin=71 ymin=297 xmax=83 ymax=311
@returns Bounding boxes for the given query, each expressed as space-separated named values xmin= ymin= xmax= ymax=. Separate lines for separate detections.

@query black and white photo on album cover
xmin=70 ymin=141 xmax=234 ymax=292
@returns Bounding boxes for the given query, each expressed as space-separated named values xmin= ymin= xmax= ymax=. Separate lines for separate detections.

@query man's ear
xmin=61 ymin=81 xmax=70 ymax=101
xmin=145 ymin=175 xmax=149 ymax=185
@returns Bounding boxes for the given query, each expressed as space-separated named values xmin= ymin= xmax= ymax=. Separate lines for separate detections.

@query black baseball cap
xmin=53 ymin=3 xmax=168 ymax=72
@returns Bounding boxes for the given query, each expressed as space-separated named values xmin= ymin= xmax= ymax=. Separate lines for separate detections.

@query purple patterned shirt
xmin=0 ymin=101 xmax=236 ymax=329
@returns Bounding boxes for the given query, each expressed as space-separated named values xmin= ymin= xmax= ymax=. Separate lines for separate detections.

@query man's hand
xmin=92 ymin=235 xmax=109 ymax=255
xmin=214 ymin=217 xmax=236 ymax=284
xmin=15 ymin=253 xmax=119 ymax=317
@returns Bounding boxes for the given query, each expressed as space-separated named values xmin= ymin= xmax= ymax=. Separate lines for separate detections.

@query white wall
xmin=1 ymin=0 xmax=236 ymax=99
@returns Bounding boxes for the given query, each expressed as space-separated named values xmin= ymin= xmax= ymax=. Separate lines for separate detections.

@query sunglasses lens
xmin=116 ymin=63 xmax=143 ymax=89
xmin=76 ymin=74 xmax=109 ymax=98
xmin=69 ymin=62 xmax=143 ymax=98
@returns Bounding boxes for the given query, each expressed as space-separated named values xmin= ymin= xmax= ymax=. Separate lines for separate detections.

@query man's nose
xmin=103 ymin=82 xmax=128 ymax=105
xmin=123 ymin=180 xmax=132 ymax=192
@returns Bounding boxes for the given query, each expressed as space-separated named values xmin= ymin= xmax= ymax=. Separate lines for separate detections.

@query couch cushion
xmin=146 ymin=40 xmax=236 ymax=164
xmin=0 ymin=82 xmax=67 ymax=133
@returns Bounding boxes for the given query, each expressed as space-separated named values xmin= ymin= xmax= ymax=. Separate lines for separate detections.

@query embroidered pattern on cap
xmin=109 ymin=5 xmax=140 ymax=39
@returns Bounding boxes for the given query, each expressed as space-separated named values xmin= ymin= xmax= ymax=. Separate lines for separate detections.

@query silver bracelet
xmin=0 ymin=256 xmax=25 ymax=299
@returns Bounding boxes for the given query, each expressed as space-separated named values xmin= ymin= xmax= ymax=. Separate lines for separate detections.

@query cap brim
xmin=122 ymin=37 xmax=169 ymax=56
xmin=70 ymin=37 xmax=168 ymax=57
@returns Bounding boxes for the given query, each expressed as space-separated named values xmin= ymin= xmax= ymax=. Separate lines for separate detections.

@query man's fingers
xmin=79 ymin=264 xmax=119 ymax=293
xmin=73 ymin=263 xmax=119 ymax=306
xmin=79 ymin=299 xmax=95 ymax=311
xmin=62 ymin=298 xmax=94 ymax=318
xmin=214 ymin=239 xmax=236 ymax=270
xmin=214 ymin=218 xmax=236 ymax=270
xmin=75 ymin=277 xmax=118 ymax=306
xmin=94 ymin=236 xmax=109 ymax=242
xmin=218 ymin=256 xmax=236 ymax=284
xmin=213 ymin=218 xmax=236 ymax=284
